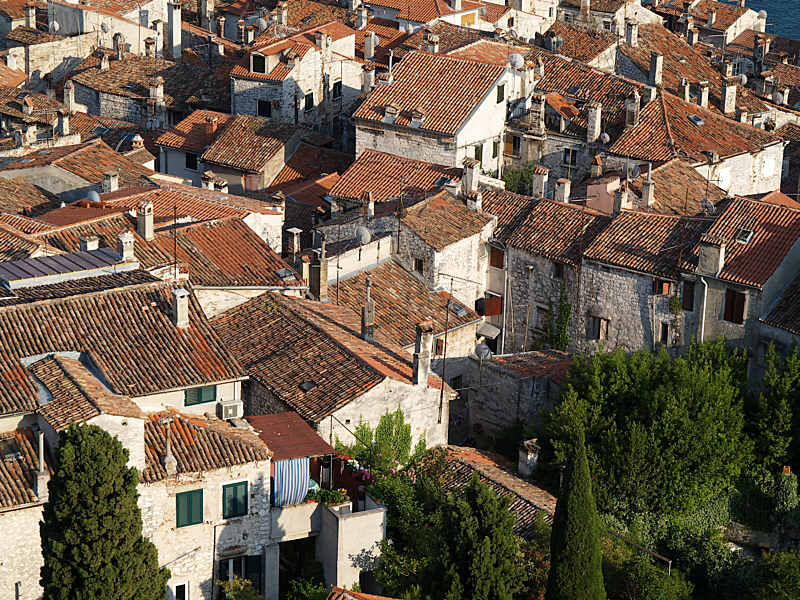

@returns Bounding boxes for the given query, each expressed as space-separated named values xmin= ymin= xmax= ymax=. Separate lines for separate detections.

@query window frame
xmin=660 ymin=322 xmax=670 ymax=346
xmin=489 ymin=246 xmax=505 ymax=269
xmin=414 ymin=258 xmax=424 ymax=274
xmin=174 ymin=582 xmax=188 ymax=600
xmin=496 ymin=84 xmax=505 ymax=104
xmin=251 ymin=54 xmax=266 ymax=74
xmin=222 ymin=480 xmax=249 ymax=519
xmin=474 ymin=143 xmax=483 ymax=163
xmin=184 ymin=385 xmax=217 ymax=407
xmin=587 ymin=316 xmax=608 ymax=341
xmin=723 ymin=288 xmax=746 ymax=324
xmin=332 ymin=80 xmax=342 ymax=99
xmin=492 ymin=140 xmax=499 ymax=158
xmin=651 ymin=278 xmax=671 ymax=295
xmin=176 ymin=489 xmax=203 ymax=528
xmin=257 ymin=99 xmax=271 ymax=118
xmin=562 ymin=147 xmax=577 ymax=166
xmin=185 ymin=151 xmax=199 ymax=171
xmin=304 ymin=92 xmax=314 ymax=112
xmin=682 ymin=280 xmax=695 ymax=311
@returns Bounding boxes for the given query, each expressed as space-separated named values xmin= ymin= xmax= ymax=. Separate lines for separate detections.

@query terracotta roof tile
xmin=0 ymin=177 xmax=58 ymax=217
xmin=276 ymin=173 xmax=340 ymax=248
xmin=0 ymin=61 xmax=26 ymax=88
xmin=400 ymin=190 xmax=493 ymax=251
xmin=0 ymin=213 xmax=54 ymax=234
xmin=776 ymin=122 xmax=800 ymax=142
xmin=142 ymin=410 xmax=270 ymax=483
xmin=0 ymin=280 xmax=243 ymax=415
xmin=155 ymin=109 xmax=236 ymax=154
xmin=0 ymin=0 xmax=43 ymax=20
xmin=0 ymin=84 xmax=62 ymax=126
xmin=0 ymin=270 xmax=157 ymax=306
xmin=329 ymin=149 xmax=461 ymax=202
xmin=446 ymin=37 xmax=533 ymax=65
xmin=354 ymin=18 xmax=409 ymax=66
xmin=763 ymin=271 xmax=800 ymax=335
xmin=561 ymin=0 xmax=626 ymax=12
xmin=755 ymin=190 xmax=800 ymax=209
xmin=627 ymin=159 xmax=727 ymax=215
xmin=353 ymin=50 xmax=505 ymax=135
xmin=201 ymin=114 xmax=297 ymax=173
xmin=246 ymin=412 xmax=334 ymax=460
xmin=0 ymin=427 xmax=50 ymax=509
xmin=656 ymin=0 xmax=749 ymax=32
xmin=270 ymin=142 xmax=352 ymax=187
xmin=488 ymin=350 xmax=572 ymax=384
xmin=544 ymin=22 xmax=617 ymax=63
xmin=5 ymin=25 xmax=63 ymax=45
xmin=330 ymin=260 xmax=480 ymax=348
xmin=0 ymin=221 xmax=51 ymax=262
xmin=68 ymin=111 xmax=142 ymax=148
xmin=396 ymin=20 xmax=492 ymax=58
xmin=327 ymin=588 xmax=401 ymax=600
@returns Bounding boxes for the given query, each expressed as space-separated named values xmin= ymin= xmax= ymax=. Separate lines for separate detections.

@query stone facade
xmin=6 ymin=32 xmax=97 ymax=91
xmin=0 ymin=504 xmax=45 ymax=600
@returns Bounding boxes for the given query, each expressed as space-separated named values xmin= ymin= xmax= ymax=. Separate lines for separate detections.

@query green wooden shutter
xmin=223 ymin=482 xmax=248 ymax=518
xmin=191 ymin=489 xmax=203 ymax=524
xmin=177 ymin=489 xmax=203 ymax=527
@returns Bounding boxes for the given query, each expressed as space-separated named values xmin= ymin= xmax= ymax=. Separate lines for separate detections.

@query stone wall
xmin=244 ymin=379 xmax=291 ymax=416
xmin=0 ymin=504 xmax=45 ymax=600
xmin=355 ymin=121 xmax=458 ymax=166
xmin=7 ymin=32 xmax=97 ymax=91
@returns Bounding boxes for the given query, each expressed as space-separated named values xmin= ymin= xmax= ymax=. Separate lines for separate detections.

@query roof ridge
xmin=32 ymin=209 xmax=131 ymax=235
xmin=658 ymin=92 xmax=679 ymax=160
xmin=49 ymin=354 xmax=110 ymax=415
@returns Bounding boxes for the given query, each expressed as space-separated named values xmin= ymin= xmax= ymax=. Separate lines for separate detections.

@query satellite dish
xmin=101 ymin=22 xmax=109 ymax=33
xmin=758 ymin=9 xmax=767 ymax=18
xmin=87 ymin=190 xmax=101 ymax=203
xmin=355 ymin=225 xmax=371 ymax=245
xmin=739 ymin=73 xmax=748 ymax=85
xmin=257 ymin=17 xmax=268 ymax=32
xmin=508 ymin=53 xmax=525 ymax=70
xmin=475 ymin=343 xmax=492 ymax=361
xmin=51 ymin=20 xmax=60 ymax=32
xmin=600 ymin=132 xmax=611 ymax=144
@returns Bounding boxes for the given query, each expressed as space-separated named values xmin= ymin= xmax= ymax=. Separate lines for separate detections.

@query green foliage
xmin=547 ymin=428 xmax=606 ymax=600
xmin=668 ymin=294 xmax=682 ymax=318
xmin=519 ymin=513 xmax=551 ymax=600
xmin=503 ymin=164 xmax=537 ymax=195
xmin=603 ymin=535 xmax=693 ymax=600
xmin=754 ymin=550 xmax=800 ymax=600
xmin=548 ymin=282 xmax=571 ymax=351
xmin=542 ymin=340 xmax=750 ymax=516
xmin=335 ymin=409 xmax=424 ymax=474
xmin=755 ymin=344 xmax=798 ymax=473
xmin=40 ymin=424 xmax=170 ymax=600
xmin=775 ymin=470 xmax=799 ymax=516
xmin=218 ymin=576 xmax=261 ymax=600
xmin=305 ymin=487 xmax=349 ymax=504
xmin=286 ymin=577 xmax=327 ymax=600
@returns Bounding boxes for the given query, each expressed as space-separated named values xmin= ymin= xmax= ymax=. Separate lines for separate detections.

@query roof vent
xmin=383 ymin=104 xmax=399 ymax=124
xmin=299 ymin=381 xmax=316 ymax=392
xmin=735 ymin=228 xmax=754 ymax=244
xmin=448 ymin=299 xmax=467 ymax=317
xmin=0 ymin=437 xmax=21 ymax=461
xmin=688 ymin=114 xmax=705 ymax=127
xmin=275 ymin=267 xmax=295 ymax=282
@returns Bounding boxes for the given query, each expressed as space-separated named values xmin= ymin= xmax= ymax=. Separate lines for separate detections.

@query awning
xmin=273 ymin=457 xmax=310 ymax=506
xmin=477 ymin=322 xmax=501 ymax=340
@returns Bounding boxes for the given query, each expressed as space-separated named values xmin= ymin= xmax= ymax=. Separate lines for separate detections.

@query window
xmin=184 ymin=385 xmax=216 ymax=406
xmin=549 ymin=6 xmax=554 ymax=17
xmin=682 ymin=281 xmax=695 ymax=311
xmin=435 ymin=338 xmax=444 ymax=356
xmin=474 ymin=143 xmax=483 ymax=163
xmin=496 ymin=84 xmax=505 ymax=104
xmin=660 ymin=322 xmax=669 ymax=345
xmin=175 ymin=583 xmax=187 ymax=600
xmin=414 ymin=258 xmax=424 ymax=274
xmin=562 ymin=148 xmax=577 ymax=166
xmin=332 ymin=80 xmax=342 ymax=99
xmin=304 ymin=93 xmax=314 ymax=111
xmin=461 ymin=12 xmax=475 ymax=26
xmin=257 ymin=99 xmax=271 ymax=117
xmin=185 ymin=152 xmax=198 ymax=171
xmin=603 ymin=20 xmax=612 ymax=31
xmin=723 ymin=288 xmax=746 ymax=324
xmin=553 ymin=263 xmax=564 ymax=279
xmin=651 ymin=279 xmax=670 ymax=295
xmin=587 ymin=316 xmax=608 ymax=341
xmin=535 ymin=305 xmax=549 ymax=331
xmin=563 ymin=12 xmax=573 ymax=22
xmin=504 ymin=134 xmax=521 ymax=157
xmin=176 ymin=489 xmax=203 ymax=528
xmin=485 ymin=293 xmax=503 ymax=316
xmin=251 ymin=54 xmax=266 ymax=73
xmin=489 ymin=246 xmax=504 ymax=268
xmin=219 ymin=556 xmax=262 ymax=595
xmin=492 ymin=140 xmax=499 ymax=158
xmin=507 ymin=17 xmax=514 ymax=27
xmin=222 ymin=481 xmax=248 ymax=519
xmin=449 ymin=375 xmax=463 ymax=393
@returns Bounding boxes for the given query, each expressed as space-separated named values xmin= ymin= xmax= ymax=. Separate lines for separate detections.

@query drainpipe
xmin=699 ymin=276 xmax=708 ymax=343
xmin=500 ymin=247 xmax=509 ymax=354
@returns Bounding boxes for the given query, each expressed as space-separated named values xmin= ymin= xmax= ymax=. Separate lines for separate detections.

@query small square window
xmin=176 ymin=489 xmax=203 ymax=528
xmin=223 ymin=481 xmax=248 ymax=519
xmin=252 ymin=54 xmax=266 ymax=73
xmin=304 ymin=93 xmax=314 ymax=111
xmin=257 ymin=99 xmax=271 ymax=117
xmin=587 ymin=316 xmax=608 ymax=341
xmin=489 ymin=246 xmax=504 ymax=268
xmin=562 ymin=148 xmax=577 ymax=166
xmin=651 ymin=279 xmax=670 ymax=295
xmin=507 ymin=16 xmax=514 ymax=27
xmin=496 ymin=84 xmax=505 ymax=104
xmin=414 ymin=258 xmax=424 ymax=274
xmin=185 ymin=152 xmax=198 ymax=171
xmin=332 ymin=80 xmax=342 ymax=99
xmin=723 ymin=288 xmax=746 ymax=324
xmin=184 ymin=385 xmax=216 ymax=406
xmin=175 ymin=583 xmax=187 ymax=600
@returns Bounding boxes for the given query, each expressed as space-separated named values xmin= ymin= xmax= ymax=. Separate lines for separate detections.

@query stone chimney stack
xmin=117 ymin=231 xmax=135 ymax=261
xmin=613 ymin=185 xmax=632 ymax=215
xmin=698 ymin=237 xmax=725 ymax=274
xmin=79 ymin=236 xmax=100 ymax=252
xmin=204 ymin=116 xmax=219 ymax=141
xmin=679 ymin=77 xmax=690 ymax=102
xmin=357 ymin=5 xmax=368 ymax=29
xmin=532 ymin=165 xmax=549 ymax=197
xmin=625 ymin=19 xmax=638 ymax=47
xmin=361 ymin=275 xmax=375 ymax=342
xmin=168 ymin=1 xmax=182 ymax=60
xmin=642 ymin=163 xmax=655 ymax=208
xmin=649 ymin=52 xmax=663 ymax=87
xmin=34 ymin=430 xmax=49 ymax=503
xmin=200 ymin=0 xmax=215 ymax=30
xmin=707 ymin=9 xmax=716 ymax=27
xmin=286 ymin=227 xmax=302 ymax=264
xmin=687 ymin=27 xmax=698 ymax=45
xmin=217 ymin=15 xmax=226 ymax=37
xmin=172 ymin=288 xmax=190 ymax=328
xmin=150 ymin=76 xmax=165 ymax=106
xmin=310 ymin=235 xmax=329 ymax=301
xmin=238 ymin=19 xmax=246 ymax=43
xmin=554 ymin=178 xmax=571 ymax=203
xmin=366 ymin=191 xmax=375 ymax=219
xmin=64 ymin=80 xmax=76 ymax=112
xmin=136 ymin=199 xmax=154 ymax=241
xmin=145 ymin=36 xmax=156 ymax=57
xmin=364 ymin=31 xmax=377 ymax=60
xmin=586 ymin=102 xmax=601 ymax=143
xmin=100 ymin=54 xmax=110 ymax=71
xmin=580 ymin=0 xmax=590 ymax=20
xmin=362 ymin=65 xmax=375 ymax=93
xmin=25 ymin=1 xmax=35 ymax=28
xmin=590 ymin=155 xmax=602 ymax=178
xmin=58 ymin=109 xmax=70 ymax=136
xmin=103 ymin=171 xmax=119 ymax=193
xmin=114 ymin=33 xmax=125 ymax=60
xmin=412 ymin=320 xmax=434 ymax=386
xmin=277 ymin=1 xmax=288 ymax=25
xmin=722 ymin=77 xmax=737 ymax=114
xmin=461 ymin=157 xmax=480 ymax=196
xmin=698 ymin=80 xmax=710 ymax=108
xmin=625 ymin=91 xmax=641 ymax=127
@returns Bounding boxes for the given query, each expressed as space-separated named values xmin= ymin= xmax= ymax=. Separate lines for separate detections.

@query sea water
xmin=747 ymin=0 xmax=800 ymax=38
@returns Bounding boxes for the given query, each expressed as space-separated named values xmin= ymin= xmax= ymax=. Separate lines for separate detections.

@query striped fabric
xmin=273 ymin=457 xmax=310 ymax=506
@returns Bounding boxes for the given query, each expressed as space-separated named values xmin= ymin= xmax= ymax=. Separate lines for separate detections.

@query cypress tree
xmin=547 ymin=427 xmax=606 ymax=600
xmin=40 ymin=424 xmax=170 ymax=600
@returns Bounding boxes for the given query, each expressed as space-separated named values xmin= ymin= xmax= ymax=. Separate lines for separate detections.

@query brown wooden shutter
xmin=485 ymin=295 xmax=503 ymax=316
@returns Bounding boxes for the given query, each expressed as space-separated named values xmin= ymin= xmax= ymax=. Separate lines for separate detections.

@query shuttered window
xmin=176 ymin=489 xmax=203 ymax=528
xmin=485 ymin=294 xmax=503 ymax=316
xmin=223 ymin=482 xmax=248 ymax=519
xmin=184 ymin=385 xmax=216 ymax=406
xmin=489 ymin=246 xmax=504 ymax=268
xmin=682 ymin=281 xmax=695 ymax=311
xmin=723 ymin=289 xmax=746 ymax=324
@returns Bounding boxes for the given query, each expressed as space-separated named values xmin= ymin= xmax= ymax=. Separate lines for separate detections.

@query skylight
xmin=688 ymin=114 xmax=705 ymax=127
xmin=735 ymin=228 xmax=754 ymax=244
xmin=299 ymin=381 xmax=316 ymax=392
xmin=448 ymin=300 xmax=467 ymax=317
xmin=0 ymin=437 xmax=20 ymax=461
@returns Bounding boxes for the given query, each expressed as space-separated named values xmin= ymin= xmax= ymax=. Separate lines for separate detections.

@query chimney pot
xmin=625 ymin=19 xmax=638 ymax=47
xmin=117 ymin=230 xmax=135 ymax=261
xmin=554 ymin=178 xmax=571 ymax=202
xmin=722 ymin=77 xmax=737 ymax=114
xmin=698 ymin=80 xmax=710 ymax=108
xmin=625 ymin=91 xmax=641 ymax=127
xmin=79 ymin=236 xmax=100 ymax=252
xmin=531 ymin=166 xmax=549 ymax=196
xmin=168 ymin=1 xmax=182 ymax=59
xmin=698 ymin=238 xmax=725 ymax=274
xmin=136 ymin=199 xmax=154 ymax=241
xmin=100 ymin=54 xmax=110 ymax=71
xmin=310 ymin=235 xmax=329 ymax=301
xmin=679 ymin=77 xmax=690 ymax=102
xmin=461 ymin=157 xmax=480 ymax=196
xmin=357 ymin=5 xmax=368 ymax=29
xmin=103 ymin=171 xmax=119 ymax=193
xmin=586 ymin=102 xmax=602 ymax=143
xmin=649 ymin=52 xmax=663 ymax=87
xmin=217 ymin=15 xmax=226 ymax=37
xmin=172 ymin=287 xmax=190 ymax=328
xmin=412 ymin=320 xmax=434 ymax=386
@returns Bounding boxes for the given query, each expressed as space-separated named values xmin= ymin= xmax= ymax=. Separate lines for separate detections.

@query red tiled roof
xmin=776 ymin=122 xmax=800 ymax=142
xmin=0 ymin=84 xmax=62 ymax=125
xmin=327 ymin=588 xmax=401 ymax=600
xmin=0 ymin=427 xmax=50 ymax=509
xmin=0 ymin=270 xmax=157 ymax=306
xmin=0 ymin=213 xmax=54 ymax=234
xmin=353 ymin=51 xmax=504 ymax=135
xmin=0 ymin=221 xmax=51 ymax=262
xmin=544 ymin=22 xmax=617 ymax=63
xmin=142 ymin=410 xmax=271 ymax=483
xmin=762 ymin=271 xmax=800 ymax=335
xmin=447 ymin=38 xmax=533 ymax=65
xmin=488 ymin=350 xmax=572 ymax=384
xmin=329 ymin=148 xmax=461 ymax=202
xmin=354 ymin=17 xmax=409 ymax=66
xmin=368 ymin=0 xmax=480 ymax=22
xmin=270 ymin=142 xmax=352 ymax=187
xmin=0 ymin=281 xmax=244 ymax=415
xmin=246 ymin=412 xmax=334 ymax=460
xmin=0 ymin=177 xmax=58 ymax=217
xmin=276 ymin=173 xmax=340 ymax=249
xmin=400 ymin=190 xmax=494 ymax=251
xmin=0 ymin=60 xmax=26 ymax=88
xmin=627 ymin=159 xmax=727 ymax=215
xmin=201 ymin=115 xmax=297 ymax=173
xmin=330 ymin=259 xmax=481 ymax=348
xmin=755 ymin=190 xmax=800 ymax=209
xmin=5 ymin=25 xmax=62 ymax=45
xmin=482 ymin=2 xmax=512 ymax=22
xmin=0 ymin=0 xmax=43 ymax=20
xmin=689 ymin=197 xmax=800 ymax=288
xmin=561 ymin=0 xmax=626 ymax=12
xmin=397 ymin=20 xmax=491 ymax=59
xmin=155 ymin=109 xmax=236 ymax=154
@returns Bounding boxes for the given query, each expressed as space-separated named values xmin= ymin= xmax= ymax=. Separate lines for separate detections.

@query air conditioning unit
xmin=218 ymin=399 xmax=243 ymax=421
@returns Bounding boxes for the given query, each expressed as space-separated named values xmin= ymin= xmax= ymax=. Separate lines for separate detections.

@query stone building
xmin=539 ymin=22 xmax=619 ymax=71
xmin=556 ymin=0 xmax=661 ymax=34
xmin=212 ymin=292 xmax=454 ymax=449
xmin=651 ymin=0 xmax=765 ymax=47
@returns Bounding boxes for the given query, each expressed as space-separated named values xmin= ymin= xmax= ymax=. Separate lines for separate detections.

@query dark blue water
xmin=747 ymin=0 xmax=800 ymax=38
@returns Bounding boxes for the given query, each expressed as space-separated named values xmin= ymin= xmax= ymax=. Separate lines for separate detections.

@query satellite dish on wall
xmin=739 ymin=73 xmax=748 ymax=85
xmin=508 ymin=53 xmax=525 ymax=70
xmin=51 ymin=21 xmax=60 ymax=32
xmin=356 ymin=225 xmax=371 ymax=245
xmin=475 ymin=343 xmax=492 ymax=361
xmin=87 ymin=190 xmax=101 ymax=203
xmin=600 ymin=132 xmax=611 ymax=144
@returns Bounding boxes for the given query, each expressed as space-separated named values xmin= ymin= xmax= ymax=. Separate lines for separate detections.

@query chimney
xmin=168 ymin=1 xmax=182 ymax=60
xmin=720 ymin=61 xmax=733 ymax=77
xmin=625 ymin=91 xmax=640 ymax=127
xmin=200 ymin=0 xmax=215 ymax=30
xmin=698 ymin=80 xmax=710 ymax=108
xmin=412 ymin=320 xmax=434 ymax=386
xmin=103 ymin=171 xmax=119 ymax=193
xmin=79 ymin=236 xmax=100 ymax=252
xmin=554 ymin=178 xmax=571 ymax=203
xmin=679 ymin=77 xmax=690 ymax=102
xmin=209 ymin=34 xmax=224 ymax=58
xmin=238 ymin=19 xmax=246 ymax=43
xmin=362 ymin=65 xmax=375 ymax=94
xmin=613 ymin=185 xmax=632 ymax=215
xmin=117 ymin=231 xmax=135 ymax=261
xmin=586 ymin=102 xmax=601 ymax=143
xmin=64 ymin=80 xmax=76 ymax=112
xmin=25 ymin=1 xmax=35 ymax=28
xmin=687 ymin=27 xmax=698 ymax=46
xmin=144 ymin=36 xmax=156 ymax=58
xmin=100 ymin=54 xmax=110 ymax=71
xmin=149 ymin=76 xmax=164 ymax=105
xmin=357 ymin=5 xmax=368 ymax=29
xmin=286 ymin=226 xmax=302 ymax=264
xmin=590 ymin=155 xmax=602 ymax=178
xmin=518 ymin=439 xmax=540 ymax=478
xmin=310 ymin=235 xmax=329 ymax=301
xmin=114 ymin=33 xmax=125 ymax=60
xmin=466 ymin=191 xmax=483 ymax=212
xmin=738 ymin=0 xmax=745 ymax=6
xmin=451 ymin=0 xmax=462 ymax=10
xmin=580 ymin=0 xmax=590 ymax=19
xmin=649 ymin=52 xmax=663 ymax=87
xmin=277 ymin=2 xmax=288 ymax=26
xmin=722 ymin=77 xmax=737 ymax=114
xmin=364 ymin=31 xmax=377 ymax=60
xmin=217 ymin=15 xmax=226 ymax=37
xmin=531 ymin=166 xmax=548 ymax=196
xmin=131 ymin=133 xmax=144 ymax=148
xmin=625 ymin=19 xmax=638 ymax=47
xmin=361 ymin=275 xmax=375 ymax=341
xmin=136 ymin=199 xmax=154 ymax=241
xmin=204 ymin=116 xmax=219 ymax=141
xmin=366 ymin=191 xmax=375 ymax=219
xmin=245 ymin=25 xmax=255 ymax=44
xmin=707 ymin=9 xmax=716 ymax=27
xmin=698 ymin=237 xmax=725 ymax=274
xmin=172 ymin=288 xmax=190 ymax=328
xmin=423 ymin=32 xmax=439 ymax=53
xmin=57 ymin=109 xmax=69 ymax=136
xmin=200 ymin=170 xmax=216 ymax=190
xmin=642 ymin=164 xmax=655 ymax=208
xmin=461 ymin=157 xmax=480 ymax=196
xmin=34 ymin=430 xmax=49 ymax=503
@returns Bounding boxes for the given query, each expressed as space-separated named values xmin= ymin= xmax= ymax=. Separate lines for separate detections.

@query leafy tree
xmin=519 ymin=513 xmax=551 ymax=600
xmin=547 ymin=428 xmax=606 ymax=600
xmin=40 ymin=424 xmax=170 ymax=600
xmin=335 ymin=409 xmax=425 ymax=474
xmin=502 ymin=164 xmax=537 ymax=195
xmin=755 ymin=344 xmax=798 ymax=473
xmin=754 ymin=550 xmax=800 ymax=600
xmin=218 ymin=576 xmax=261 ymax=600
xmin=604 ymin=552 xmax=693 ymax=600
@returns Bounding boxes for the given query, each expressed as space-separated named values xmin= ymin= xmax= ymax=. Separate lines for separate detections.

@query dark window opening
xmin=332 ymin=80 xmax=342 ymax=99
xmin=435 ymin=338 xmax=444 ymax=356
xmin=553 ymin=263 xmax=564 ymax=279
xmin=497 ymin=84 xmax=505 ymax=103
xmin=474 ymin=143 xmax=483 ymax=163
xmin=724 ymin=288 xmax=746 ymax=324
xmin=175 ymin=584 xmax=186 ymax=600
xmin=414 ymin=258 xmax=424 ymax=274
xmin=652 ymin=279 xmax=670 ymax=295
xmin=218 ymin=555 xmax=262 ymax=597
xmin=489 ymin=246 xmax=504 ymax=269
xmin=257 ymin=99 xmax=271 ymax=117
xmin=304 ymin=93 xmax=314 ymax=111
xmin=252 ymin=54 xmax=266 ymax=73
xmin=450 ymin=374 xmax=463 ymax=393
xmin=587 ymin=316 xmax=608 ymax=341
xmin=660 ymin=322 xmax=669 ymax=345
xmin=562 ymin=147 xmax=577 ymax=166
xmin=682 ymin=281 xmax=695 ymax=311
xmin=185 ymin=152 xmax=198 ymax=171
xmin=492 ymin=140 xmax=499 ymax=158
